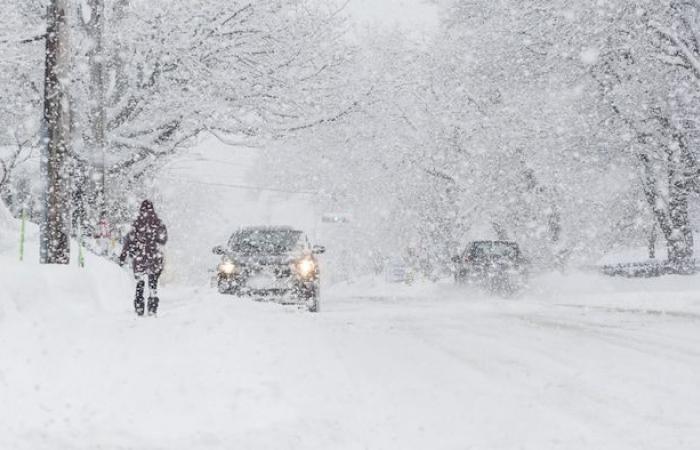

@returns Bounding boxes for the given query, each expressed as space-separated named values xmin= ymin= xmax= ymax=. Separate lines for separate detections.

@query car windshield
xmin=228 ymin=229 xmax=302 ymax=255
xmin=471 ymin=242 xmax=518 ymax=259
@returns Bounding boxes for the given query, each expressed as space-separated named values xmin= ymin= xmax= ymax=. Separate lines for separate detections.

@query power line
xmin=157 ymin=176 xmax=318 ymax=196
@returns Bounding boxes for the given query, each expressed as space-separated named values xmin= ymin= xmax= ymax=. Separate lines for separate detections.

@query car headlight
xmin=218 ymin=260 xmax=236 ymax=275
xmin=296 ymin=259 xmax=316 ymax=278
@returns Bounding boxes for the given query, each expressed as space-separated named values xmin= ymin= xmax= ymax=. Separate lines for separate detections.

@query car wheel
xmin=307 ymin=283 xmax=320 ymax=313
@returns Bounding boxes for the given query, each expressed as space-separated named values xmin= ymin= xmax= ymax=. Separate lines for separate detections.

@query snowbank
xmin=597 ymin=240 xmax=700 ymax=266
xmin=329 ymin=269 xmax=700 ymax=316
xmin=527 ymin=270 xmax=700 ymax=311
xmin=0 ymin=215 xmax=133 ymax=320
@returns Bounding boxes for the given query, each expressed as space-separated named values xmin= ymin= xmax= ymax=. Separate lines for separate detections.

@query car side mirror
xmin=212 ymin=245 xmax=226 ymax=255
xmin=312 ymin=245 xmax=326 ymax=255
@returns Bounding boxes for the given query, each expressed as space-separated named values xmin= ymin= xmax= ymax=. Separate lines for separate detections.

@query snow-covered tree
xmin=66 ymin=0 xmax=353 ymax=228
xmin=584 ymin=0 xmax=700 ymax=269
xmin=2 ymin=0 xmax=353 ymax=261
xmin=255 ymin=0 xmax=699 ymax=279
xmin=0 ymin=1 xmax=44 ymax=213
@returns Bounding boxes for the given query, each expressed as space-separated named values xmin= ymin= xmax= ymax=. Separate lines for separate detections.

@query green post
xmin=19 ymin=209 xmax=26 ymax=262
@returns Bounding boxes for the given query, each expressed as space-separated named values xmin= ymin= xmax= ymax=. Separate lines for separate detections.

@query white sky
xmin=344 ymin=0 xmax=439 ymax=31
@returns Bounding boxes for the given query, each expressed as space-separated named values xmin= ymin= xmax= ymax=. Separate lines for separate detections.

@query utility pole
xmin=41 ymin=0 xmax=71 ymax=264
xmin=83 ymin=0 xmax=107 ymax=220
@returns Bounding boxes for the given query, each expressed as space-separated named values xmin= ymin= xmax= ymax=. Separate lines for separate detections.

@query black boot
xmin=147 ymin=297 xmax=159 ymax=316
xmin=135 ymin=280 xmax=146 ymax=316
xmin=134 ymin=297 xmax=145 ymax=316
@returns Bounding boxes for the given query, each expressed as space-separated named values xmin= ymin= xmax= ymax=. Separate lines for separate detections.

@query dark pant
xmin=134 ymin=272 xmax=161 ymax=315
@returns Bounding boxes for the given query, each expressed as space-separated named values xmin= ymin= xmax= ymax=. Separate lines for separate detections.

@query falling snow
xmin=2 ymin=1 xmax=700 ymax=449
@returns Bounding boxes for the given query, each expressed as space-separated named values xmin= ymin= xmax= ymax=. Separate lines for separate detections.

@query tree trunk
xmin=640 ymin=141 xmax=695 ymax=273
xmin=666 ymin=162 xmax=694 ymax=272
xmin=73 ymin=0 xmax=107 ymax=234
xmin=85 ymin=0 xmax=107 ymax=218
xmin=41 ymin=0 xmax=71 ymax=264
xmin=648 ymin=224 xmax=657 ymax=259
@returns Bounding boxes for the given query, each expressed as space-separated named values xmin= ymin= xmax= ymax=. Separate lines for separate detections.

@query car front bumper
xmin=217 ymin=273 xmax=317 ymax=299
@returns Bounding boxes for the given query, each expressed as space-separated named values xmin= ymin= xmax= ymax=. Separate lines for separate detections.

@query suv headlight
xmin=296 ymin=259 xmax=316 ymax=278
xmin=218 ymin=260 xmax=236 ymax=275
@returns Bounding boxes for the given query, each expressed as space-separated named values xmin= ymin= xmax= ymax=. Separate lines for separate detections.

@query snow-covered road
xmin=2 ymin=275 xmax=699 ymax=450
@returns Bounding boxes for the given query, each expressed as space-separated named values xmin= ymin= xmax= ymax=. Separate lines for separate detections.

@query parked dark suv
xmin=453 ymin=240 xmax=528 ymax=295
xmin=213 ymin=226 xmax=325 ymax=312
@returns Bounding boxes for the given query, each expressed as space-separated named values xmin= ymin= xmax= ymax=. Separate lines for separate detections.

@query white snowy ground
xmin=2 ymin=141 xmax=700 ymax=449
xmin=2 ymin=223 xmax=700 ymax=449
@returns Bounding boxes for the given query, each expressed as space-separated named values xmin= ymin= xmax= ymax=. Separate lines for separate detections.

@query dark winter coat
xmin=119 ymin=200 xmax=168 ymax=275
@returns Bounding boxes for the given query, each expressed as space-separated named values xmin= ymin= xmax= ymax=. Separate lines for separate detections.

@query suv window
xmin=228 ymin=229 xmax=303 ymax=255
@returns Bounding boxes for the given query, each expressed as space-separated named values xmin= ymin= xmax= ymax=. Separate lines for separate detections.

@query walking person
xmin=119 ymin=200 xmax=168 ymax=316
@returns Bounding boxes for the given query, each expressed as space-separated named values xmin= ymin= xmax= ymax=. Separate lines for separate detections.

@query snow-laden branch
xmin=0 ymin=32 xmax=46 ymax=45
xmin=650 ymin=21 xmax=700 ymax=79
xmin=205 ymin=128 xmax=263 ymax=148
xmin=0 ymin=134 xmax=33 ymax=189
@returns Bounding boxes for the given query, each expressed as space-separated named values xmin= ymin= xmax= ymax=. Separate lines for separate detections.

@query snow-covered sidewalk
xmin=2 ymin=271 xmax=700 ymax=449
